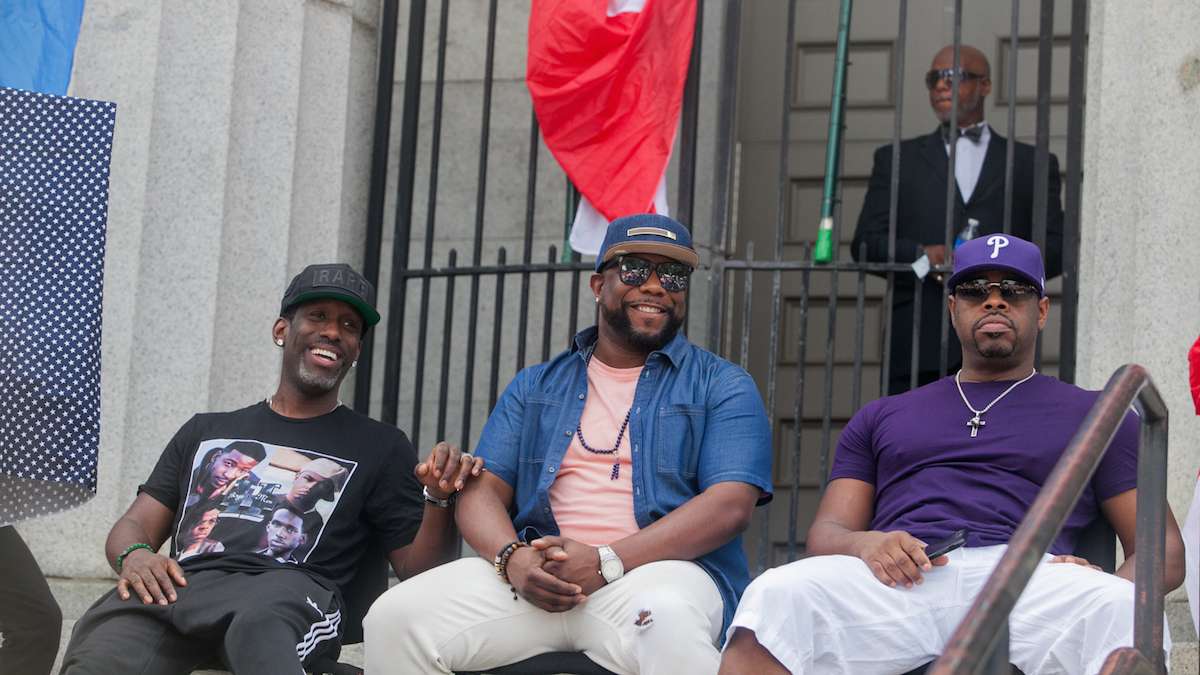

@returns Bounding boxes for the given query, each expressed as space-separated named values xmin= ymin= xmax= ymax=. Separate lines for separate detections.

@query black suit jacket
xmin=851 ymin=127 xmax=1064 ymax=388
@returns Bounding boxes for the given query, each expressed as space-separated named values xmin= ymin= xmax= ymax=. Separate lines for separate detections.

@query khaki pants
xmin=364 ymin=557 xmax=723 ymax=674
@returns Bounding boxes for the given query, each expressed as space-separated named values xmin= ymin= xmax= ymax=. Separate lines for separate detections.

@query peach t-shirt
xmin=548 ymin=356 xmax=641 ymax=546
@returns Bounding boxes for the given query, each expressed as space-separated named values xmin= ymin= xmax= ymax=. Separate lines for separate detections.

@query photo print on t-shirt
xmin=174 ymin=438 xmax=357 ymax=565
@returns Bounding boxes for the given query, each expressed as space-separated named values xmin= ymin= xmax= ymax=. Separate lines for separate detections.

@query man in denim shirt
xmin=365 ymin=215 xmax=773 ymax=674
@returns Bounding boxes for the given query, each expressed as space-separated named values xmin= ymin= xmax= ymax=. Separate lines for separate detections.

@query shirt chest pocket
xmin=520 ymin=395 xmax=563 ymax=464
xmin=655 ymin=404 xmax=706 ymax=479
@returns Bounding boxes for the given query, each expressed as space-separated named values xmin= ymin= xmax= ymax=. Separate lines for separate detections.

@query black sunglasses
xmin=606 ymin=255 xmax=693 ymax=293
xmin=953 ymin=279 xmax=1039 ymax=302
xmin=925 ymin=67 xmax=986 ymax=90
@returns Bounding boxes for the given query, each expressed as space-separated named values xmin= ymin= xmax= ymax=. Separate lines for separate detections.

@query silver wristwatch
xmin=422 ymin=486 xmax=453 ymax=508
xmin=597 ymin=545 xmax=624 ymax=583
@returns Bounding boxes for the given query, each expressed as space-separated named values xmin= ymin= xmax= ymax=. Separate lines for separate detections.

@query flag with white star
xmin=0 ymin=86 xmax=115 ymax=525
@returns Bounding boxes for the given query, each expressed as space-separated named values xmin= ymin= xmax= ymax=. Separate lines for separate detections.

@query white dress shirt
xmin=943 ymin=122 xmax=990 ymax=203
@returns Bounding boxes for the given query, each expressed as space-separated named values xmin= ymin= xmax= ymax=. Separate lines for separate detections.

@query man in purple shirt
xmin=719 ymin=235 xmax=1185 ymax=674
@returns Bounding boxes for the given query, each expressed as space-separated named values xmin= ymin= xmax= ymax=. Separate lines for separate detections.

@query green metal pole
xmin=814 ymin=0 xmax=853 ymax=264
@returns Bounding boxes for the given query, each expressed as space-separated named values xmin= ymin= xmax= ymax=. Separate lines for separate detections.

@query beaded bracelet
xmin=493 ymin=540 xmax=527 ymax=600
xmin=493 ymin=540 xmax=525 ymax=582
xmin=115 ymin=542 xmax=154 ymax=572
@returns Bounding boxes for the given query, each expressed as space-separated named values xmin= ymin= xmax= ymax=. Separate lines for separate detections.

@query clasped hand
xmin=506 ymin=536 xmax=604 ymax=612
xmin=414 ymin=441 xmax=486 ymax=500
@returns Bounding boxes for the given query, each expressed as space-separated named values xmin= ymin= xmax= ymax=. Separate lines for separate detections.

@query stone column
xmin=16 ymin=0 xmax=382 ymax=579
xmin=1078 ymin=0 xmax=1200 ymax=651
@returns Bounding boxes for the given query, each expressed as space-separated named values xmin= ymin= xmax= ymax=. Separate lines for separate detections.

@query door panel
xmin=734 ymin=0 xmax=1081 ymax=569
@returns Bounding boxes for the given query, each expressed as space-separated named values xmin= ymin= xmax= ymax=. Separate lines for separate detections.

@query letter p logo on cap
xmin=986 ymin=235 xmax=1010 ymax=259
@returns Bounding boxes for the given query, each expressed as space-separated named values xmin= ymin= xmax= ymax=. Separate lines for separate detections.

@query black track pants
xmin=60 ymin=567 xmax=341 ymax=675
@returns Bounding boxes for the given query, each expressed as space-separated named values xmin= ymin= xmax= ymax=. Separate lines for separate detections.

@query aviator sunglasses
xmin=925 ymin=67 xmax=986 ymax=89
xmin=953 ymin=278 xmax=1039 ymax=302
xmin=606 ymin=255 xmax=693 ymax=292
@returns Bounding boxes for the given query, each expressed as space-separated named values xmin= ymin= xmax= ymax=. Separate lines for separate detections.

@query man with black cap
xmin=719 ymin=235 xmax=1186 ymax=675
xmin=364 ymin=215 xmax=774 ymax=674
xmin=60 ymin=263 xmax=485 ymax=674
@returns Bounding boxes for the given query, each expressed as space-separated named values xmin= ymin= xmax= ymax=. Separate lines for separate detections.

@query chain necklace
xmin=575 ymin=350 xmax=633 ymax=480
xmin=266 ymin=395 xmax=342 ymax=417
xmin=954 ymin=369 xmax=1037 ymax=438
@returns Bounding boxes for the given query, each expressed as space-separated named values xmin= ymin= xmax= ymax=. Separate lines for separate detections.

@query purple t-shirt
xmin=830 ymin=374 xmax=1138 ymax=555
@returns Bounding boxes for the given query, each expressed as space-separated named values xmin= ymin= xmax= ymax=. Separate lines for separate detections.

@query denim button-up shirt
xmin=475 ymin=327 xmax=773 ymax=636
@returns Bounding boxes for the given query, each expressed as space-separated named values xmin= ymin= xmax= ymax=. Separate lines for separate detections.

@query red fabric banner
xmin=527 ymin=0 xmax=696 ymax=223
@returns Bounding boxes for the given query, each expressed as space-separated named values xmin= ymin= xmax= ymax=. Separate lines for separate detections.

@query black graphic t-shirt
xmin=139 ymin=402 xmax=423 ymax=591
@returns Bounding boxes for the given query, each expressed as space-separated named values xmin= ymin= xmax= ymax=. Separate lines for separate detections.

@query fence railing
xmin=355 ymin=0 xmax=1089 ymax=572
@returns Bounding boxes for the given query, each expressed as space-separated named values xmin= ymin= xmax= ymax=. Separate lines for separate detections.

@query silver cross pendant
xmin=967 ymin=414 xmax=986 ymax=438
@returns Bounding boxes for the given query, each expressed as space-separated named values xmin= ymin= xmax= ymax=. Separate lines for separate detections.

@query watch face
xmin=602 ymin=559 xmax=621 ymax=580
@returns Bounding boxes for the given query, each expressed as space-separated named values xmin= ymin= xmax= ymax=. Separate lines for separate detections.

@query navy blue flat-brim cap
xmin=280 ymin=263 xmax=381 ymax=327
xmin=945 ymin=234 xmax=1047 ymax=296
xmin=594 ymin=214 xmax=699 ymax=272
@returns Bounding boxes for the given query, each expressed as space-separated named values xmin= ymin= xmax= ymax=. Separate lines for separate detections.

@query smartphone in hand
xmin=924 ymin=528 xmax=968 ymax=559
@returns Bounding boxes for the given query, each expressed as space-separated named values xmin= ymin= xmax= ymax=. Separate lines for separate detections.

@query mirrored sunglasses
xmin=925 ymin=67 xmax=986 ymax=90
xmin=953 ymin=278 xmax=1039 ymax=302
xmin=608 ymin=255 xmax=693 ymax=293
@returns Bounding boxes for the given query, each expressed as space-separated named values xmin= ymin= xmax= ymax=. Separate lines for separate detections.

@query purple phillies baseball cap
xmin=945 ymin=234 xmax=1046 ymax=297
xmin=595 ymin=214 xmax=699 ymax=272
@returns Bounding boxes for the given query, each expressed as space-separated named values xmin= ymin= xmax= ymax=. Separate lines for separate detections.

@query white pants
xmin=364 ymin=557 xmax=724 ymax=674
xmin=726 ymin=546 xmax=1170 ymax=675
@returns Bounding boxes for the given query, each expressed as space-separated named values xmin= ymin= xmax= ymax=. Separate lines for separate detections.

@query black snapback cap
xmin=280 ymin=263 xmax=380 ymax=327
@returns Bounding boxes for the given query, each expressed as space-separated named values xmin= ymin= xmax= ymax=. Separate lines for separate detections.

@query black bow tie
xmin=942 ymin=124 xmax=984 ymax=143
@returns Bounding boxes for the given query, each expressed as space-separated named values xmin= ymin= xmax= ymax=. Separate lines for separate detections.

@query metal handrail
xmin=929 ymin=364 xmax=1170 ymax=675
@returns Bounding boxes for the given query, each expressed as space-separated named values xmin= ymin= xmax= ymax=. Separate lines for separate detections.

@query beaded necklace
xmin=575 ymin=349 xmax=633 ymax=480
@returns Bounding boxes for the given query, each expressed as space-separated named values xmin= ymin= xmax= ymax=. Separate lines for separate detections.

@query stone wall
xmin=1077 ymin=0 xmax=1200 ymax=649
xmin=15 ymin=0 xmax=382 ymax=579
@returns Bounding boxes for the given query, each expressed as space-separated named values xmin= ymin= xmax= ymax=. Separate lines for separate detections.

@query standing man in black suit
xmin=852 ymin=44 xmax=1063 ymax=394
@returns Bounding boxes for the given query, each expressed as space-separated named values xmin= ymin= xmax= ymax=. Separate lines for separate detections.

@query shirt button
xmin=564 ymin=430 xmax=572 ymax=436
xmin=543 ymin=507 xmax=550 ymax=513
xmin=578 ymin=393 xmax=585 ymax=400
xmin=634 ymin=445 xmax=639 ymax=452
xmin=548 ymin=466 xmax=556 ymax=473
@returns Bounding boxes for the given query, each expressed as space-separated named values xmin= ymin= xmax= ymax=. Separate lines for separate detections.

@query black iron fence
xmin=354 ymin=0 xmax=1088 ymax=574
